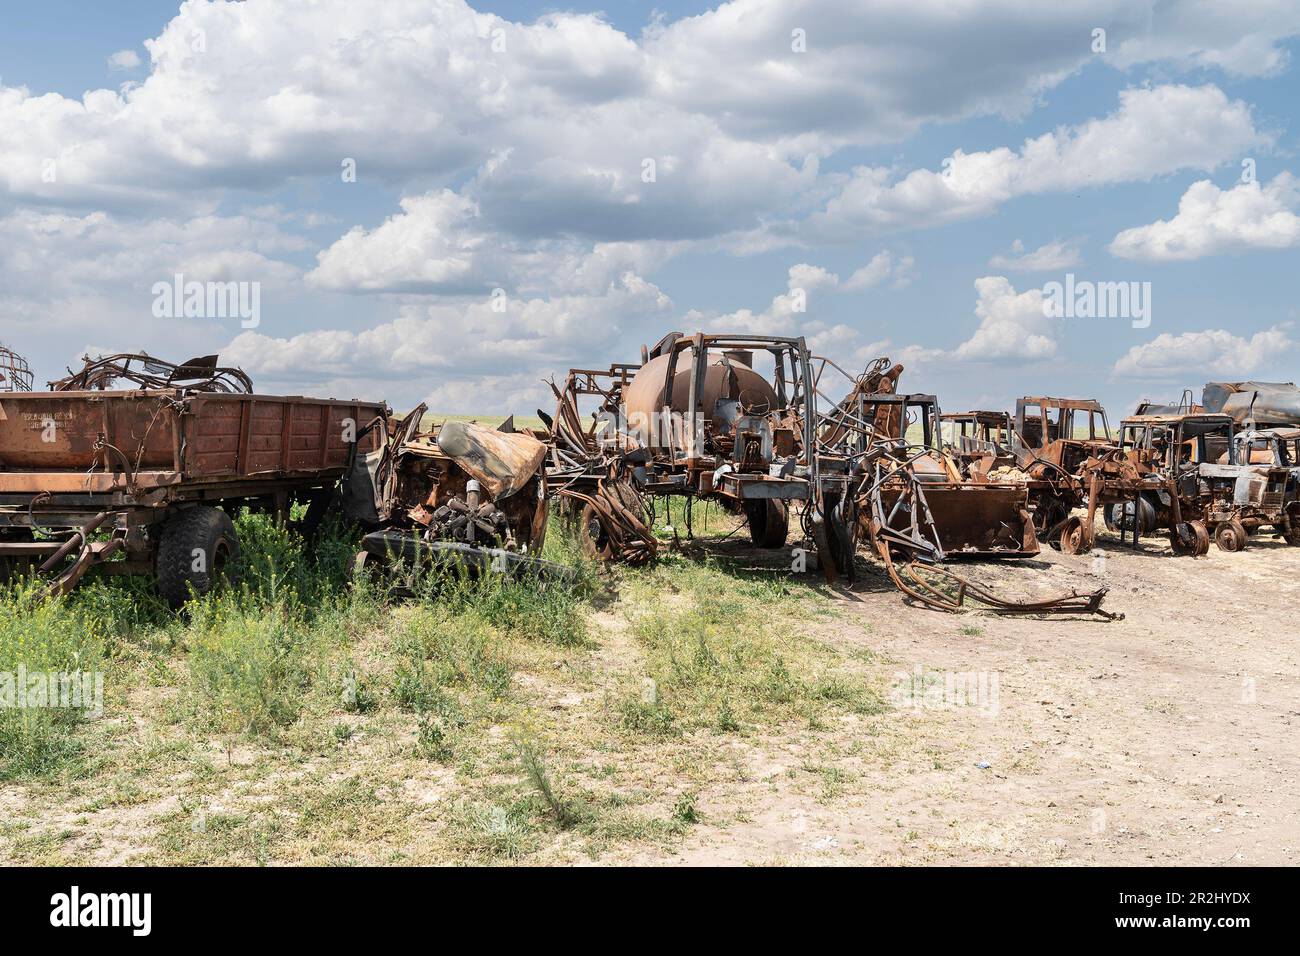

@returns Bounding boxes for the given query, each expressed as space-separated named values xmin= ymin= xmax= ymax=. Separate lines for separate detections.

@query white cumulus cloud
xmin=107 ymin=49 xmax=142 ymax=71
xmin=1109 ymin=173 xmax=1300 ymax=261
xmin=1111 ymin=325 xmax=1295 ymax=378
xmin=988 ymin=238 xmax=1083 ymax=271
xmin=810 ymin=84 xmax=1264 ymax=240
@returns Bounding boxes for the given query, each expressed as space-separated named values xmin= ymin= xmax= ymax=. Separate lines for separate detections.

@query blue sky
xmin=1 ymin=0 xmax=1299 ymax=418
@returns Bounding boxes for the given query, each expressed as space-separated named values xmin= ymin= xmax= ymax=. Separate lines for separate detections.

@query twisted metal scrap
xmin=860 ymin=442 xmax=1120 ymax=620
xmin=0 ymin=342 xmax=33 ymax=391
xmin=50 ymin=353 xmax=253 ymax=393
xmin=872 ymin=538 xmax=1120 ymax=619
xmin=558 ymin=479 xmax=658 ymax=565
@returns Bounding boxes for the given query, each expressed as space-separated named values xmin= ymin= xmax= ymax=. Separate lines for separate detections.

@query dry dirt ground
xmin=2 ymin=520 xmax=1296 ymax=867
xmin=612 ymin=529 xmax=1300 ymax=866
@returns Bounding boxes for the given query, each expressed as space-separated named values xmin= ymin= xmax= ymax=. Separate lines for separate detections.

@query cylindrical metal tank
xmin=622 ymin=352 xmax=779 ymax=426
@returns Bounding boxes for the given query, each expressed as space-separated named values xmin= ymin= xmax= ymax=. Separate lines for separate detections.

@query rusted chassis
xmin=0 ymin=388 xmax=384 ymax=600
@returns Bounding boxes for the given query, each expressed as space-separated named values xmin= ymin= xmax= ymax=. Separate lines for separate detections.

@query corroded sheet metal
xmin=435 ymin=420 xmax=548 ymax=500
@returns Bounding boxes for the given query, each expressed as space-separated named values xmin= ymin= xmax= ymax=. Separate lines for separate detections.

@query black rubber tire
xmin=297 ymin=489 xmax=337 ymax=542
xmin=827 ymin=512 xmax=857 ymax=583
xmin=155 ymin=506 xmax=241 ymax=608
xmin=1282 ymin=505 xmax=1300 ymax=546
xmin=744 ymin=499 xmax=789 ymax=549
xmin=1109 ymin=496 xmax=1156 ymax=537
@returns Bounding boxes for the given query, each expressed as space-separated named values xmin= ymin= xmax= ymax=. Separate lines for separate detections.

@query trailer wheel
xmin=1213 ymin=519 xmax=1247 ymax=553
xmin=156 ymin=506 xmax=241 ymax=608
xmin=744 ymin=499 xmax=789 ymax=549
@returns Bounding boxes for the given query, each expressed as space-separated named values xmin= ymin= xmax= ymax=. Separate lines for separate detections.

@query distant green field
xmin=416 ymin=412 xmax=549 ymax=432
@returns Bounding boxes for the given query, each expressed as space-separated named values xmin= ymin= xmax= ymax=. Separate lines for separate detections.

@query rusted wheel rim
xmin=1214 ymin=520 xmax=1245 ymax=552
xmin=1191 ymin=520 xmax=1211 ymax=556
xmin=579 ymin=503 xmax=610 ymax=558
xmin=1059 ymin=516 xmax=1089 ymax=555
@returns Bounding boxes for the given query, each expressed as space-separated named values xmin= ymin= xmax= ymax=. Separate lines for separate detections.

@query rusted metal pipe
xmin=38 ymin=511 xmax=111 ymax=574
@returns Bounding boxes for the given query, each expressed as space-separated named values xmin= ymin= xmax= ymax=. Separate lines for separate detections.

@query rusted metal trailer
xmin=0 ymin=354 xmax=385 ymax=604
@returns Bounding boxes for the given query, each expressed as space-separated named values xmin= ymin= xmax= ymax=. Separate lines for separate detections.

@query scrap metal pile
xmin=345 ymin=404 xmax=571 ymax=581
xmin=541 ymin=331 xmax=1118 ymax=618
xmin=7 ymin=336 xmax=1291 ymax=619
xmin=0 ymin=343 xmax=33 ymax=393
xmin=49 ymin=352 xmax=254 ymax=393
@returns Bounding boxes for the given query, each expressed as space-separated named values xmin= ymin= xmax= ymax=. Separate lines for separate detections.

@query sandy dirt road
xmin=612 ymin=528 xmax=1300 ymax=866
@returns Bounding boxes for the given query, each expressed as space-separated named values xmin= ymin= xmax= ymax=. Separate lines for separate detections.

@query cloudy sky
xmin=2 ymin=0 xmax=1298 ymax=418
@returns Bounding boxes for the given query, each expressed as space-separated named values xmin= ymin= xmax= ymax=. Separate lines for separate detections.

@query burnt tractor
xmin=1071 ymin=411 xmax=1296 ymax=556
xmin=1010 ymin=396 xmax=1116 ymax=546
xmin=1195 ymin=426 xmax=1300 ymax=551
xmin=346 ymin=406 xmax=563 ymax=581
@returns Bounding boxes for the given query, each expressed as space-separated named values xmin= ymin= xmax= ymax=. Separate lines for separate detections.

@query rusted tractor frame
xmin=1076 ymin=412 xmax=1252 ymax=556
xmin=0 ymin=355 xmax=385 ymax=603
xmin=1195 ymin=426 xmax=1300 ymax=551
xmin=941 ymin=410 xmax=1014 ymax=456
xmin=848 ymin=394 xmax=1039 ymax=559
xmin=852 ymin=429 xmax=1115 ymax=619
xmin=1010 ymin=396 xmax=1116 ymax=542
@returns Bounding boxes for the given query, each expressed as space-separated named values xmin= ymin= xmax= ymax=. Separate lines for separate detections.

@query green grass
xmin=0 ymin=491 xmax=899 ymax=866
xmin=419 ymin=412 xmax=547 ymax=433
xmin=615 ymin=557 xmax=885 ymax=735
xmin=0 ymin=583 xmax=109 ymax=780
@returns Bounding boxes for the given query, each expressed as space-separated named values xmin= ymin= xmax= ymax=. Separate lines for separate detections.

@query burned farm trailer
xmin=0 ymin=354 xmax=385 ymax=604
